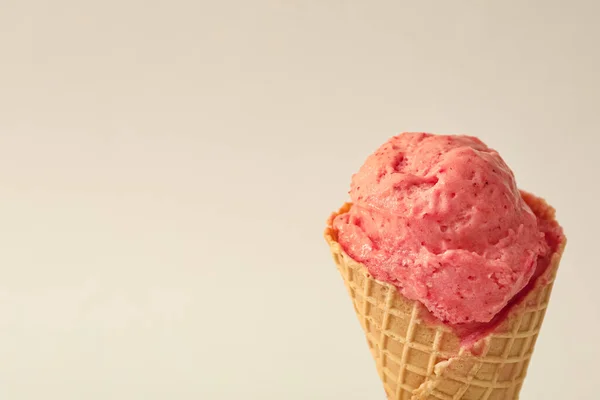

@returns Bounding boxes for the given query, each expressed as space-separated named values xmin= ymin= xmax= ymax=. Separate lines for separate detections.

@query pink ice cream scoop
xmin=333 ymin=133 xmax=551 ymax=324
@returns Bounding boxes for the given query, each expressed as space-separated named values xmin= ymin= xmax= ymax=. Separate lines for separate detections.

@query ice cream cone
xmin=325 ymin=195 xmax=565 ymax=400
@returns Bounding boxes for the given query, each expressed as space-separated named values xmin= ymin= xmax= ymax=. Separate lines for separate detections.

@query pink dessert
xmin=333 ymin=133 xmax=559 ymax=325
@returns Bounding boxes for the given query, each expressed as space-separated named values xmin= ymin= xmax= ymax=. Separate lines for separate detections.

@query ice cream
xmin=326 ymin=132 xmax=565 ymax=398
xmin=333 ymin=132 xmax=559 ymax=325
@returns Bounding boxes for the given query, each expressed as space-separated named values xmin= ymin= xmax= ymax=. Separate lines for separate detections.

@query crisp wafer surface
xmin=325 ymin=197 xmax=564 ymax=400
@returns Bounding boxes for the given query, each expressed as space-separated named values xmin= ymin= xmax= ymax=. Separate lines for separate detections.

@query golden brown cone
xmin=325 ymin=194 xmax=565 ymax=400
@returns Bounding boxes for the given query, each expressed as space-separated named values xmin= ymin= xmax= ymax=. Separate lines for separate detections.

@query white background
xmin=1 ymin=1 xmax=598 ymax=399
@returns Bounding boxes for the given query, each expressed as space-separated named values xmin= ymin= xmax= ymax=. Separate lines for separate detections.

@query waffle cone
xmin=325 ymin=194 xmax=565 ymax=400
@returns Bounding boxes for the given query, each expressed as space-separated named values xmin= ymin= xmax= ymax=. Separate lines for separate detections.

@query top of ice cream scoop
xmin=333 ymin=132 xmax=551 ymax=324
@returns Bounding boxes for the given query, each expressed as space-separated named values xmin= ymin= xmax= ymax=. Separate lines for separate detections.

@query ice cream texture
xmin=333 ymin=133 xmax=562 ymax=325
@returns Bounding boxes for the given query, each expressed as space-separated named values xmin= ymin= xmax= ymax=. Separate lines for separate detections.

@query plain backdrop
xmin=0 ymin=1 xmax=598 ymax=399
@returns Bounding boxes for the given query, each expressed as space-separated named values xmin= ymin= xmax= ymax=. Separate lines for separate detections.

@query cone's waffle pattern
xmin=326 ymin=201 xmax=564 ymax=400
